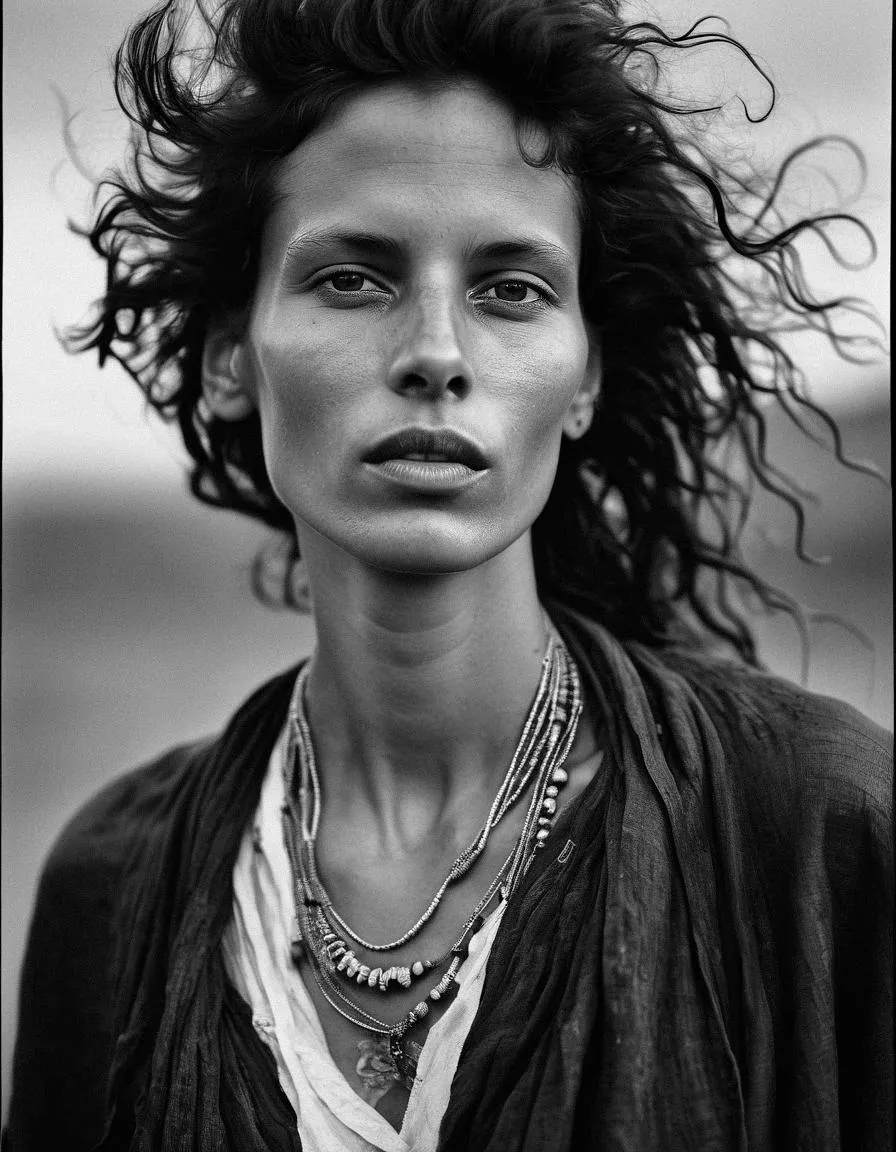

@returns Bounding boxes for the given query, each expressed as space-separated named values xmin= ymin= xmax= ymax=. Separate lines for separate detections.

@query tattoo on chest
xmin=355 ymin=1036 xmax=423 ymax=1106
xmin=355 ymin=1037 xmax=397 ymax=1106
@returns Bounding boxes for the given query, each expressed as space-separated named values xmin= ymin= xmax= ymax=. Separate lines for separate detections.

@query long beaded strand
xmin=301 ymin=846 xmax=517 ymax=992
xmin=503 ymin=651 xmax=582 ymax=896
xmin=287 ymin=636 xmax=560 ymax=952
xmin=286 ymin=821 xmax=487 ymax=1088
xmin=286 ymin=654 xmax=581 ymax=1001
xmin=285 ymin=636 xmax=581 ymax=996
xmin=281 ymin=631 xmax=584 ymax=1083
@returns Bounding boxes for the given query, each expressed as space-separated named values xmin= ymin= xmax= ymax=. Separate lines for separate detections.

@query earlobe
xmin=563 ymin=339 xmax=601 ymax=440
xmin=201 ymin=324 xmax=256 ymax=421
xmin=562 ymin=401 xmax=594 ymax=440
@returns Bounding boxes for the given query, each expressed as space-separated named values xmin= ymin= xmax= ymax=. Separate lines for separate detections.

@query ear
xmin=562 ymin=336 xmax=602 ymax=440
xmin=201 ymin=321 xmax=256 ymax=421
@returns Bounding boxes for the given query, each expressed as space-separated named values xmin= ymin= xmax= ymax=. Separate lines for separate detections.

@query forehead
xmin=262 ymin=79 xmax=581 ymax=261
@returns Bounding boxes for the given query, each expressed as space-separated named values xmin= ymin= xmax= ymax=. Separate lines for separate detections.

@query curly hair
xmin=69 ymin=0 xmax=882 ymax=665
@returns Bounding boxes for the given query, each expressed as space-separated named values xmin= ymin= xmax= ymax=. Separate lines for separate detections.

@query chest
xmin=294 ymin=830 xmax=515 ymax=1130
xmin=292 ymin=752 xmax=601 ymax=1130
xmin=296 ymin=968 xmax=422 ymax=1129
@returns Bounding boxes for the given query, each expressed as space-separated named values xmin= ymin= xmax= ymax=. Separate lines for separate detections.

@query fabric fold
xmin=7 ymin=606 xmax=891 ymax=1151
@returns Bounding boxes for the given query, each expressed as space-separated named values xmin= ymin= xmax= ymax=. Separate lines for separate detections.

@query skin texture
xmin=218 ymin=80 xmax=597 ymax=574
xmin=204 ymin=78 xmax=603 ymax=1129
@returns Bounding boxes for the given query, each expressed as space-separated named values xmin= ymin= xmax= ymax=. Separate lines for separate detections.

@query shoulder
xmin=35 ymin=741 xmax=210 ymax=919
xmin=661 ymin=647 xmax=891 ymax=816
xmin=552 ymin=604 xmax=891 ymax=829
xmin=42 ymin=662 xmax=299 ymax=894
xmin=635 ymin=649 xmax=893 ymax=1010
xmin=648 ymin=648 xmax=892 ymax=908
xmin=7 ymin=741 xmax=214 ymax=1148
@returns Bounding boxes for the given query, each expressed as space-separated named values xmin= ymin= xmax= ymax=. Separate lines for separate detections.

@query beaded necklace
xmin=280 ymin=631 xmax=583 ymax=1089
xmin=290 ymin=638 xmax=560 ymax=950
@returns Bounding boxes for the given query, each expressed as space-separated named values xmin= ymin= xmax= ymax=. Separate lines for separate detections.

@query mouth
xmin=362 ymin=428 xmax=489 ymax=470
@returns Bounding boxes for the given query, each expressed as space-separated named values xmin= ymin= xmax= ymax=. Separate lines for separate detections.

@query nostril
xmin=387 ymin=343 xmax=474 ymax=397
xmin=397 ymin=371 xmax=469 ymax=398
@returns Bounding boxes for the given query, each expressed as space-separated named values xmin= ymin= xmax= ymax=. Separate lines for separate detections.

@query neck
xmin=300 ymin=529 xmax=551 ymax=848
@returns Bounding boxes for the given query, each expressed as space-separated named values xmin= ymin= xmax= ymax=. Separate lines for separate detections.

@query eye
xmin=312 ymin=267 xmax=391 ymax=307
xmin=476 ymin=279 xmax=549 ymax=306
xmin=326 ymin=270 xmax=379 ymax=293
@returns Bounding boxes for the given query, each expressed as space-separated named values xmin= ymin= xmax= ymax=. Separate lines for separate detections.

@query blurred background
xmin=2 ymin=0 xmax=891 ymax=1115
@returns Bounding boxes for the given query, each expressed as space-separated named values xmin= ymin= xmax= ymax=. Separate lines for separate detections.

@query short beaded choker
xmin=280 ymin=630 xmax=583 ymax=1091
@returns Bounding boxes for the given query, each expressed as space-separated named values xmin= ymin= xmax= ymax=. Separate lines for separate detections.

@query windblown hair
xmin=70 ymin=0 xmax=880 ymax=664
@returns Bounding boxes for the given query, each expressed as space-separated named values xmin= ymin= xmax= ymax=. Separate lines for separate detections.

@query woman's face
xmin=232 ymin=79 xmax=599 ymax=575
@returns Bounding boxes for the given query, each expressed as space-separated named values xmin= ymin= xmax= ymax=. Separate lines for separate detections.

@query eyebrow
xmin=463 ymin=237 xmax=576 ymax=282
xmin=284 ymin=228 xmax=403 ymax=264
xmin=283 ymin=228 xmax=575 ymax=279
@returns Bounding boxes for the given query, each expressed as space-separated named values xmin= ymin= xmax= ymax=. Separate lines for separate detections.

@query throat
xmin=280 ymin=625 xmax=588 ymax=1116
xmin=301 ymin=537 xmax=555 ymax=810
xmin=319 ymin=770 xmax=500 ymax=861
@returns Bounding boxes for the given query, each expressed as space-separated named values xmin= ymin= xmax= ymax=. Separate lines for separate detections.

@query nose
xmin=386 ymin=288 xmax=473 ymax=401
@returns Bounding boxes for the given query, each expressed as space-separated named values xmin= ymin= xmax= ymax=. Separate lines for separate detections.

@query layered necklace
xmin=280 ymin=629 xmax=583 ymax=1094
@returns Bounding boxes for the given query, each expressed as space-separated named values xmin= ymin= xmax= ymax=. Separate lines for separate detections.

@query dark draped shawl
xmin=6 ymin=608 xmax=893 ymax=1151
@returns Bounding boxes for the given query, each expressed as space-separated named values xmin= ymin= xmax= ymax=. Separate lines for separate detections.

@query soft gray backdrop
xmin=2 ymin=0 xmax=891 ymax=1114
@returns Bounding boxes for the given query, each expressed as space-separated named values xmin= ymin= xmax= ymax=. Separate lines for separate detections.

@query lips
xmin=362 ymin=428 xmax=488 ymax=470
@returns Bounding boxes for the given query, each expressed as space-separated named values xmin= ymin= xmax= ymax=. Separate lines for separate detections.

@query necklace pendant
xmin=389 ymin=1032 xmax=422 ymax=1091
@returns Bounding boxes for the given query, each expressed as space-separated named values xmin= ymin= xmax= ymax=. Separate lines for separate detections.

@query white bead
xmin=551 ymin=767 xmax=569 ymax=784
xmin=357 ymin=965 xmax=370 ymax=982
xmin=397 ymin=967 xmax=412 ymax=988
xmin=542 ymin=797 xmax=557 ymax=816
xmin=545 ymin=785 xmax=559 ymax=798
xmin=411 ymin=961 xmax=425 ymax=977
xmin=536 ymin=827 xmax=550 ymax=842
xmin=337 ymin=951 xmax=354 ymax=971
xmin=368 ymin=968 xmax=381 ymax=988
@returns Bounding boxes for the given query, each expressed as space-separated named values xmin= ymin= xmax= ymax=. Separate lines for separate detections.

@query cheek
xmin=247 ymin=330 xmax=351 ymax=497
xmin=254 ymin=325 xmax=322 ymax=416
xmin=504 ymin=332 xmax=588 ymax=453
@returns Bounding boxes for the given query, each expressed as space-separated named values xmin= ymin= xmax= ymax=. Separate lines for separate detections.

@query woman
xmin=6 ymin=0 xmax=892 ymax=1149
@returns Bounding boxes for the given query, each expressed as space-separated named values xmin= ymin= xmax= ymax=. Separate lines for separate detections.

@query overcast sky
xmin=3 ymin=0 xmax=890 ymax=488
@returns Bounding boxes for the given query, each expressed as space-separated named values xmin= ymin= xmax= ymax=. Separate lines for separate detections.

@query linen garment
xmin=220 ymin=726 xmax=508 ymax=1152
xmin=6 ymin=606 xmax=893 ymax=1151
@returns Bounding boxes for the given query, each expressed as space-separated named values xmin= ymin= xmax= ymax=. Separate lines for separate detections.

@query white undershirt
xmin=220 ymin=727 xmax=507 ymax=1152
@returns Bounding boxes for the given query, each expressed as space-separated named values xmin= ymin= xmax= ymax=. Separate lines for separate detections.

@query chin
xmin=352 ymin=523 xmax=514 ymax=577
